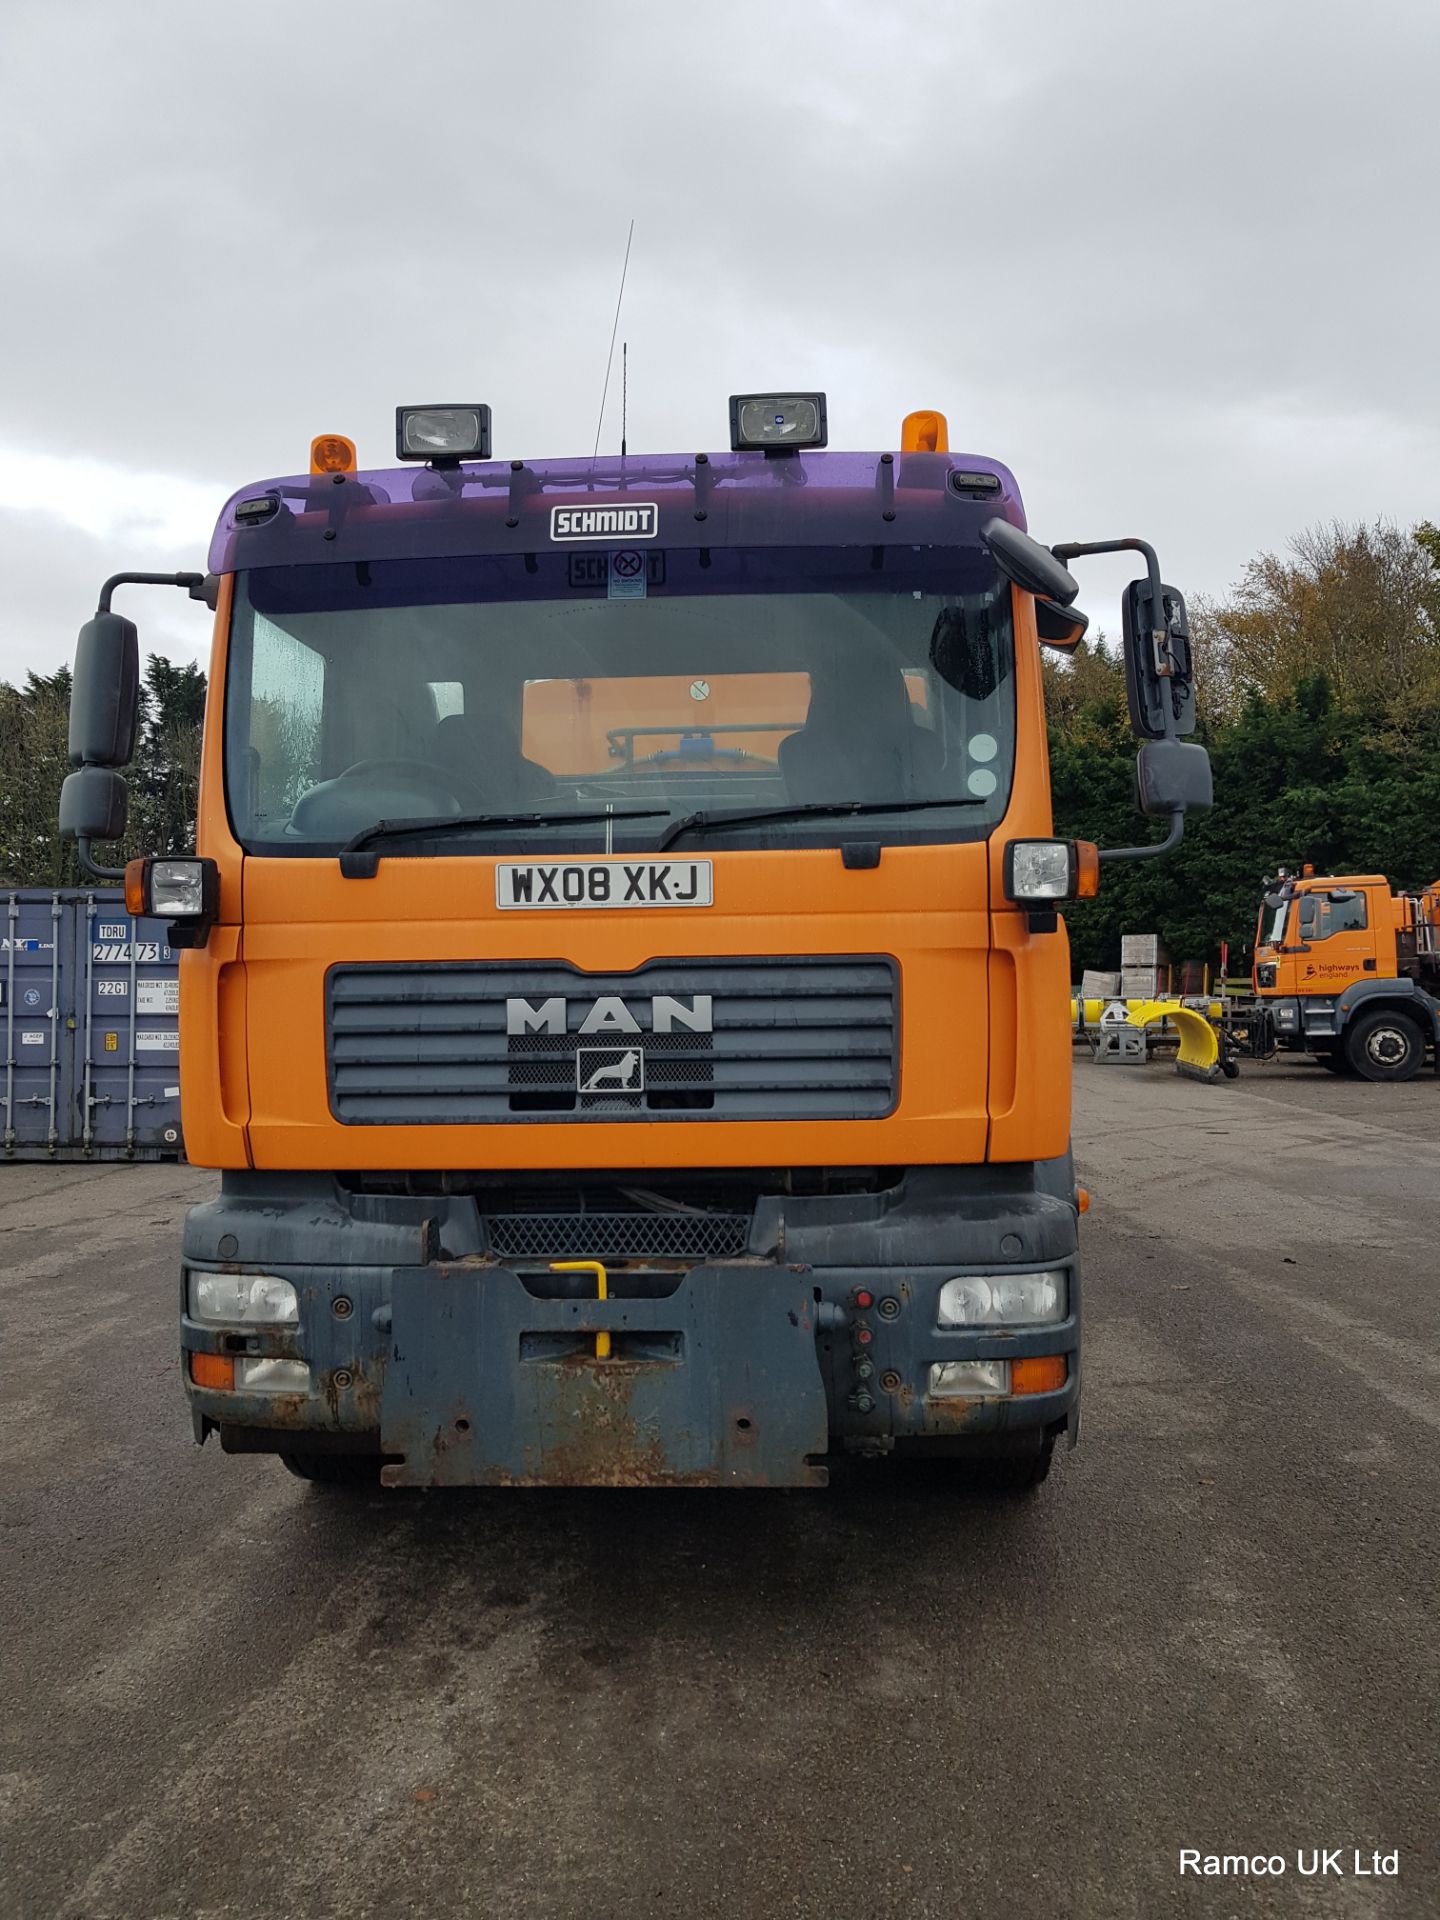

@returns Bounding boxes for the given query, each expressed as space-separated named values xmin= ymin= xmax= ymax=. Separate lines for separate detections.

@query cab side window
xmin=1308 ymin=893 xmax=1368 ymax=940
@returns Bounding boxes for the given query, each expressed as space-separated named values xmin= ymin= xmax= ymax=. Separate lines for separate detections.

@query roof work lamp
xmin=729 ymin=393 xmax=828 ymax=451
xmin=395 ymin=404 xmax=492 ymax=463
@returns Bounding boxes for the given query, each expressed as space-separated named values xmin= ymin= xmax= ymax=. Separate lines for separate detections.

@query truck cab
xmin=60 ymin=395 xmax=1209 ymax=1490
xmin=1254 ymin=872 xmax=1440 ymax=1079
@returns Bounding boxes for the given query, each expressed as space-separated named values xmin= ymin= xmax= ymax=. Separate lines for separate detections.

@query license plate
xmin=495 ymin=860 xmax=713 ymax=909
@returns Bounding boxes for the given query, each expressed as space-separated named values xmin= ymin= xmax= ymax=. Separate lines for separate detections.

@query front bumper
xmin=182 ymin=1165 xmax=1081 ymax=1485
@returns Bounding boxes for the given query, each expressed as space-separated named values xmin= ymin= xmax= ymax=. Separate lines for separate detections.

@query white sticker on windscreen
xmin=496 ymin=860 xmax=712 ymax=909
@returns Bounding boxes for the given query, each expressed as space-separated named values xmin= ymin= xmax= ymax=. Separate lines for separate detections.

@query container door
xmin=78 ymin=894 xmax=183 ymax=1158
xmin=2 ymin=892 xmax=68 ymax=1158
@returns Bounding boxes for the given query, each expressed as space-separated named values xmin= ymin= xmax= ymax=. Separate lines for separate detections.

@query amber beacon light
xmin=310 ymin=434 xmax=358 ymax=475
xmin=900 ymin=410 xmax=949 ymax=452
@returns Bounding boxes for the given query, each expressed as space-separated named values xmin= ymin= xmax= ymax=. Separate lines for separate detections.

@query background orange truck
xmin=60 ymin=394 xmax=1210 ymax=1490
xmin=1252 ymin=870 xmax=1440 ymax=1078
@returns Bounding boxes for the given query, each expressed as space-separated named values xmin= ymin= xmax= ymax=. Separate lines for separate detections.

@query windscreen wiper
xmin=344 ymin=808 xmax=670 ymax=855
xmin=655 ymin=797 xmax=986 ymax=852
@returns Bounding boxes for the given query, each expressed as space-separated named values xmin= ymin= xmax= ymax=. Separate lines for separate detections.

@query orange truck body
xmin=82 ymin=422 xmax=1154 ymax=1490
xmin=182 ymin=578 xmax=1071 ymax=1175
xmin=1252 ymin=872 xmax=1440 ymax=1078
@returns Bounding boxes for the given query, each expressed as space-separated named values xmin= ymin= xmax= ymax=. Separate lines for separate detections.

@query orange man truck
xmin=1252 ymin=870 xmax=1440 ymax=1080
xmin=60 ymin=394 xmax=1210 ymax=1490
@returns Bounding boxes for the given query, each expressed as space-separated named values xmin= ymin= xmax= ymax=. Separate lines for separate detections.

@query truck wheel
xmin=974 ymin=1437 xmax=1055 ymax=1495
xmin=1345 ymin=1010 xmax=1424 ymax=1082
xmin=280 ymin=1451 xmax=383 ymax=1486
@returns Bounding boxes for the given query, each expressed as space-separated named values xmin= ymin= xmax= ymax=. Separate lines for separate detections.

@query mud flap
xmin=380 ymin=1265 xmax=829 ymax=1488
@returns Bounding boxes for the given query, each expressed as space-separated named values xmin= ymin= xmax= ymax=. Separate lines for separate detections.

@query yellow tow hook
xmin=550 ymin=1261 xmax=611 ymax=1358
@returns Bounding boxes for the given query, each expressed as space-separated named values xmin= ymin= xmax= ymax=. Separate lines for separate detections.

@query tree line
xmin=1050 ymin=520 xmax=1440 ymax=970
xmin=0 ymin=657 xmax=205 ymax=888
xmin=3 ymin=520 xmax=1437 ymax=976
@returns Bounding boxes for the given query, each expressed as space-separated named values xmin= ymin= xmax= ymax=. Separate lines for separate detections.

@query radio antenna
xmin=593 ymin=219 xmax=634 ymax=460
xmin=621 ymin=342 xmax=628 ymax=457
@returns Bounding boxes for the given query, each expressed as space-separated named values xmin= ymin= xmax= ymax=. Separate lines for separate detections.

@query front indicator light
xmin=236 ymin=1357 xmax=310 ymax=1393
xmin=191 ymin=1352 xmax=235 ymax=1390
xmin=937 ymin=1272 xmax=1066 ymax=1327
xmin=189 ymin=1272 xmax=299 ymax=1326
xmin=929 ymin=1360 xmax=1010 ymax=1397
xmin=1012 ymin=1356 xmax=1068 ymax=1395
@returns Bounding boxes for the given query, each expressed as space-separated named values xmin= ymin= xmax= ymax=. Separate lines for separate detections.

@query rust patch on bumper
xmin=382 ymin=1264 xmax=830 ymax=1488
xmin=419 ymin=1359 xmax=762 ymax=1488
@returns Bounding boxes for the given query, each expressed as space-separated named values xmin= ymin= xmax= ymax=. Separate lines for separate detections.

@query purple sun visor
xmin=208 ymin=449 xmax=1025 ymax=575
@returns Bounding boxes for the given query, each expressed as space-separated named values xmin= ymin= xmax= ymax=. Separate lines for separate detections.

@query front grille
xmin=486 ymin=1210 xmax=750 ymax=1260
xmin=327 ymin=956 xmax=898 ymax=1125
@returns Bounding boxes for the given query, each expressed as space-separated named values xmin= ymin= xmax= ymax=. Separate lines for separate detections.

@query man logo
xmin=578 ymin=1047 xmax=644 ymax=1093
xmin=506 ymin=994 xmax=712 ymax=1036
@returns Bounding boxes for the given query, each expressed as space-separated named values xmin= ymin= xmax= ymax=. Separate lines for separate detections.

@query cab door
xmin=1294 ymin=888 xmax=1376 ymax=991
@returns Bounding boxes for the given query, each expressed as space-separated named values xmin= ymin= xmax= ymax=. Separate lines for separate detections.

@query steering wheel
xmin=334 ymin=757 xmax=490 ymax=812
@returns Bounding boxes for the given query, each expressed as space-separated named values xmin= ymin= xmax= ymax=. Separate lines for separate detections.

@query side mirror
xmin=1135 ymin=738 xmax=1212 ymax=818
xmin=1034 ymin=599 xmax=1089 ymax=652
xmin=70 ymin=612 xmax=140 ymax=767
xmin=981 ymin=519 xmax=1080 ymax=606
xmin=1049 ymin=534 xmax=1214 ymax=869
xmin=1121 ymin=579 xmax=1195 ymax=739
xmin=1298 ymin=898 xmax=1318 ymax=931
xmin=58 ymin=765 xmax=129 ymax=843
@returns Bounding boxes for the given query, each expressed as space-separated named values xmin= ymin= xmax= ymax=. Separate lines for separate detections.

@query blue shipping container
xmin=2 ymin=889 xmax=183 ymax=1161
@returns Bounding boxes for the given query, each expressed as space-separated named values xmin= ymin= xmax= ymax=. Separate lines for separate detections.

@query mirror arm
xmin=1098 ymin=809 xmax=1184 ymax=864
xmin=77 ymin=835 xmax=127 ymax=882
xmin=1051 ymin=536 xmax=1177 ymax=735
xmin=98 ymin=570 xmax=209 ymax=613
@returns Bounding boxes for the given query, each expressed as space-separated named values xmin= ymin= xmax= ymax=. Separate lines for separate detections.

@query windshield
xmin=224 ymin=547 xmax=1016 ymax=855
xmin=1259 ymin=901 xmax=1289 ymax=946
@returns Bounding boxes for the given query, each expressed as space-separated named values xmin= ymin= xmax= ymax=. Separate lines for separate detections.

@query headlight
xmin=236 ymin=1357 xmax=310 ymax=1392
xmin=150 ymin=859 xmax=207 ymax=915
xmin=125 ymin=854 xmax=219 ymax=923
xmin=189 ymin=1272 xmax=299 ymax=1326
xmin=1003 ymin=839 xmax=1099 ymax=903
xmin=929 ymin=1360 xmax=1010 ymax=1397
xmin=937 ymin=1271 xmax=1066 ymax=1327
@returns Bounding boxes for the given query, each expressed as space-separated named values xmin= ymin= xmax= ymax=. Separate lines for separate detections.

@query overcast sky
xmin=2 ymin=0 xmax=1436 ymax=682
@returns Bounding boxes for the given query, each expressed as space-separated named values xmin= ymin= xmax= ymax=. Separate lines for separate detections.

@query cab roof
xmin=208 ymin=449 xmax=1024 ymax=575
